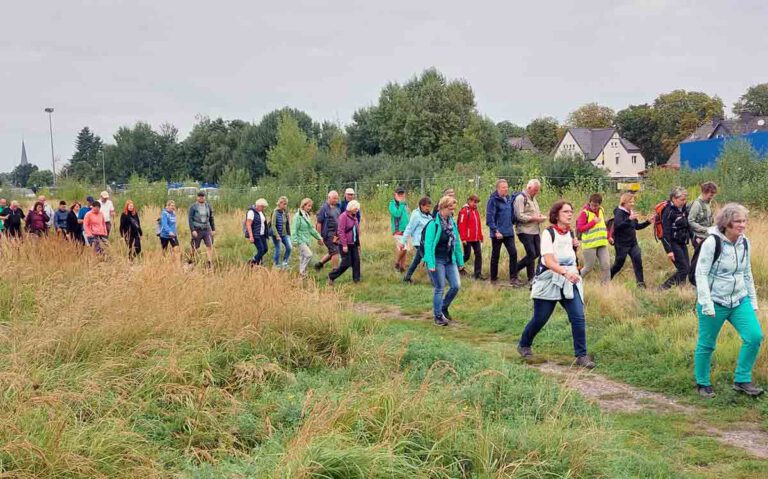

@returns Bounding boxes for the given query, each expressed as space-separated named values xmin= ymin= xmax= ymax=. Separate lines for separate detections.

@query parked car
xmin=200 ymin=187 xmax=220 ymax=200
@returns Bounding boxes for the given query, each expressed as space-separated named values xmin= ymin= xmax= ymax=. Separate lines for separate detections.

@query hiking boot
xmin=696 ymin=384 xmax=716 ymax=399
xmin=516 ymin=345 xmax=533 ymax=358
xmin=459 ymin=268 xmax=468 ymax=276
xmin=733 ymin=382 xmax=764 ymax=397
xmin=434 ymin=316 xmax=448 ymax=326
xmin=509 ymin=278 xmax=526 ymax=288
xmin=403 ymin=277 xmax=413 ymax=284
xmin=313 ymin=261 xmax=323 ymax=271
xmin=441 ymin=309 xmax=453 ymax=322
xmin=575 ymin=356 xmax=596 ymax=369
xmin=637 ymin=282 xmax=646 ymax=289
xmin=474 ymin=275 xmax=487 ymax=281
xmin=327 ymin=278 xmax=335 ymax=286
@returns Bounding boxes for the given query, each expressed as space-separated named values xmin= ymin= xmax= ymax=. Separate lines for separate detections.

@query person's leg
xmin=329 ymin=249 xmax=351 ymax=281
xmin=272 ymin=237 xmax=281 ymax=266
xmin=351 ymin=246 xmax=361 ymax=282
xmin=629 ymin=244 xmax=645 ymax=285
xmin=472 ymin=241 xmax=483 ymax=278
xmin=490 ymin=237 xmax=502 ymax=281
xmin=441 ymin=261 xmax=461 ymax=312
xmin=694 ymin=303 xmax=728 ymax=386
xmin=134 ymin=235 xmax=142 ymax=257
xmin=663 ymin=242 xmax=688 ymax=288
xmin=502 ymin=236 xmax=518 ymax=281
xmin=610 ymin=245 xmax=628 ymax=279
xmin=597 ymin=246 xmax=611 ymax=284
xmin=516 ymin=234 xmax=533 ymax=279
xmin=298 ymin=244 xmax=312 ymax=276
xmin=429 ymin=259 xmax=447 ymax=319
xmin=463 ymin=242 xmax=472 ymax=264
xmin=561 ymin=290 xmax=587 ymax=357
xmin=519 ymin=299 xmax=558 ymax=348
xmin=730 ymin=299 xmax=764 ymax=384
xmin=678 ymin=244 xmax=690 ymax=285
xmin=581 ymin=248 xmax=597 ymax=278
xmin=282 ymin=236 xmax=292 ymax=265
xmin=203 ymin=231 xmax=213 ymax=263
xmin=404 ymin=248 xmax=423 ymax=281
xmin=106 ymin=222 xmax=112 ymax=236
xmin=161 ymin=237 xmax=169 ymax=252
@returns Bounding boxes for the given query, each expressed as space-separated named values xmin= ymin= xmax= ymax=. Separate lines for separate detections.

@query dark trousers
xmin=611 ymin=243 xmax=644 ymax=284
xmin=404 ymin=247 xmax=424 ymax=281
xmin=662 ymin=241 xmax=690 ymax=288
xmin=462 ymin=241 xmax=483 ymax=278
xmin=519 ymin=289 xmax=587 ymax=357
xmin=126 ymin=234 xmax=142 ymax=258
xmin=252 ymin=236 xmax=268 ymax=265
xmin=329 ymin=246 xmax=361 ymax=282
xmin=516 ymin=233 xmax=541 ymax=280
xmin=490 ymin=235 xmax=518 ymax=281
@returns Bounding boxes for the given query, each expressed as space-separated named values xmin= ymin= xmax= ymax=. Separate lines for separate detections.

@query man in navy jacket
xmin=486 ymin=179 xmax=525 ymax=287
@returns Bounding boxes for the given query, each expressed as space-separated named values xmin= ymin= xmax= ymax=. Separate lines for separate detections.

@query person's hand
xmin=564 ymin=271 xmax=581 ymax=284
xmin=537 ymin=215 xmax=547 ymax=223
xmin=667 ymin=252 xmax=675 ymax=262
xmin=629 ymin=211 xmax=638 ymax=221
xmin=649 ymin=214 xmax=657 ymax=223
xmin=572 ymin=238 xmax=580 ymax=248
xmin=318 ymin=239 xmax=324 ymax=246
xmin=211 ymin=230 xmax=215 ymax=237
xmin=495 ymin=231 xmax=502 ymax=240
xmin=192 ymin=231 xmax=198 ymax=239
xmin=342 ymin=245 xmax=348 ymax=253
xmin=332 ymin=235 xmax=338 ymax=243
xmin=429 ymin=268 xmax=436 ymax=273
xmin=276 ymin=235 xmax=281 ymax=242
xmin=170 ymin=233 xmax=176 ymax=238
xmin=608 ymin=237 xmax=614 ymax=245
xmin=249 ymin=236 xmax=255 ymax=244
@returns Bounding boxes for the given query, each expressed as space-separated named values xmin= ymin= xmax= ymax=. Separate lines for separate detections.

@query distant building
xmin=507 ymin=136 xmax=539 ymax=153
xmin=554 ymin=127 xmax=646 ymax=178
xmin=668 ymin=114 xmax=768 ymax=168
xmin=20 ymin=140 xmax=29 ymax=166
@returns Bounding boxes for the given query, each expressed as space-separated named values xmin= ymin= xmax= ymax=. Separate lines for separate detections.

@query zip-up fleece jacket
xmin=389 ymin=199 xmax=409 ymax=234
xmin=695 ymin=227 xmax=757 ymax=316
xmin=401 ymin=209 xmax=433 ymax=248
xmin=688 ymin=196 xmax=713 ymax=241
xmin=291 ymin=210 xmax=322 ymax=245
xmin=661 ymin=203 xmax=690 ymax=252
xmin=514 ymin=192 xmax=542 ymax=235
xmin=611 ymin=207 xmax=651 ymax=248
xmin=486 ymin=191 xmax=514 ymax=237
xmin=457 ymin=204 xmax=483 ymax=242
xmin=337 ymin=212 xmax=360 ymax=247
xmin=423 ymin=217 xmax=465 ymax=270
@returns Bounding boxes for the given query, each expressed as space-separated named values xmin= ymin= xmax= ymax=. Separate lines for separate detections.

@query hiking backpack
xmin=652 ymin=200 xmax=669 ymax=241
xmin=418 ymin=220 xmax=439 ymax=256
xmin=688 ymin=235 xmax=749 ymax=286
xmin=606 ymin=217 xmax=615 ymax=244
xmin=510 ymin=191 xmax=524 ymax=225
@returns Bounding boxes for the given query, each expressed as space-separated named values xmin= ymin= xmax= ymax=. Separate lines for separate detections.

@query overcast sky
xmin=2 ymin=0 xmax=766 ymax=173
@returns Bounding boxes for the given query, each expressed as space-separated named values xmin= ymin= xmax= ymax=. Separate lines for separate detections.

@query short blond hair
xmin=255 ymin=198 xmax=268 ymax=208
xmin=619 ymin=192 xmax=635 ymax=207
xmin=299 ymin=197 xmax=313 ymax=210
xmin=438 ymin=195 xmax=458 ymax=211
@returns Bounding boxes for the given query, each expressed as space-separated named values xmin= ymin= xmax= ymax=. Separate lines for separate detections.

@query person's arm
xmin=688 ymin=200 xmax=707 ymax=236
xmin=695 ymin=236 xmax=717 ymax=315
xmin=515 ymin=195 xmax=533 ymax=223
xmin=315 ymin=206 xmax=325 ymax=235
xmin=119 ymin=214 xmax=128 ymax=236
xmin=337 ymin=215 xmax=350 ymax=247
xmin=744 ymin=239 xmax=758 ymax=310
xmin=160 ymin=211 xmax=170 ymax=237
xmin=188 ymin=205 xmax=195 ymax=232
xmin=453 ymin=222 xmax=465 ymax=268
xmin=208 ymin=204 xmax=215 ymax=231
xmin=83 ymin=214 xmax=93 ymax=237
xmin=270 ymin=209 xmax=278 ymax=238
xmin=575 ymin=209 xmax=596 ymax=233
xmin=457 ymin=207 xmax=467 ymax=241
xmin=635 ymin=218 xmax=651 ymax=230
xmin=290 ymin=213 xmax=300 ymax=243
xmin=401 ymin=210 xmax=418 ymax=245
xmin=661 ymin=206 xmax=674 ymax=253
xmin=485 ymin=197 xmax=498 ymax=237
xmin=388 ymin=199 xmax=399 ymax=218
xmin=423 ymin=222 xmax=438 ymax=271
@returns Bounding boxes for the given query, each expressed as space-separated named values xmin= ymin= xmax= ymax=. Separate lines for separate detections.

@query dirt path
xmin=356 ymin=301 xmax=768 ymax=459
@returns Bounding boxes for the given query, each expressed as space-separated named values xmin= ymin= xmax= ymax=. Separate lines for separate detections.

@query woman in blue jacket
xmin=423 ymin=195 xmax=464 ymax=326
xmin=694 ymin=203 xmax=763 ymax=398
xmin=159 ymin=200 xmax=179 ymax=256
xmin=401 ymin=196 xmax=433 ymax=283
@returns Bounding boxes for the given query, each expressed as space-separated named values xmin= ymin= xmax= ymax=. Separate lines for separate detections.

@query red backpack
xmin=652 ymin=200 xmax=668 ymax=241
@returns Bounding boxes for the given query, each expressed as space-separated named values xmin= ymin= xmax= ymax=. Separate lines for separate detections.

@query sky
xmin=2 ymin=0 xmax=767 ymax=173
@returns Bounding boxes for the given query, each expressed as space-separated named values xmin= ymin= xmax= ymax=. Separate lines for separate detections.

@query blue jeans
xmin=252 ymin=236 xmax=268 ymax=265
xmin=404 ymin=247 xmax=424 ymax=281
xmin=272 ymin=235 xmax=292 ymax=265
xmin=428 ymin=257 xmax=461 ymax=319
xmin=519 ymin=289 xmax=587 ymax=357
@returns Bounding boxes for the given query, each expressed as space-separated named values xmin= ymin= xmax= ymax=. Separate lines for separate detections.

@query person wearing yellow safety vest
xmin=576 ymin=193 xmax=611 ymax=284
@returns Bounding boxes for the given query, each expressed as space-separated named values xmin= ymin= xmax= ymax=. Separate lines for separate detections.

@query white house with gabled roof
xmin=554 ymin=127 xmax=646 ymax=178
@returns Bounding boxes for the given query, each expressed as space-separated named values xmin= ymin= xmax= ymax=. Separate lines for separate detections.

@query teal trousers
xmin=695 ymin=298 xmax=763 ymax=386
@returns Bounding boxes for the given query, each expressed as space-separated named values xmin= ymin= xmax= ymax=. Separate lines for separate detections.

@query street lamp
xmin=44 ymin=107 xmax=56 ymax=186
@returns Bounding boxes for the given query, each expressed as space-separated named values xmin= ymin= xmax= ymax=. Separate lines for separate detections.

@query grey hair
xmin=527 ymin=179 xmax=541 ymax=189
xmin=715 ymin=203 xmax=749 ymax=232
xmin=278 ymin=196 xmax=288 ymax=204
xmin=495 ymin=178 xmax=508 ymax=189
xmin=669 ymin=186 xmax=687 ymax=200
xmin=327 ymin=190 xmax=339 ymax=199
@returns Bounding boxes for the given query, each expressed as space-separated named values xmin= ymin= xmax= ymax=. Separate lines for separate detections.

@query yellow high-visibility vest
xmin=581 ymin=207 xmax=608 ymax=249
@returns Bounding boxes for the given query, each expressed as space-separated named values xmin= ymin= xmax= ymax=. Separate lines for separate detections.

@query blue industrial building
xmin=680 ymin=132 xmax=768 ymax=170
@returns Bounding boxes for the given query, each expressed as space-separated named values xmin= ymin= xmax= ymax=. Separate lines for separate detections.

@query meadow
xmin=2 ymin=186 xmax=768 ymax=478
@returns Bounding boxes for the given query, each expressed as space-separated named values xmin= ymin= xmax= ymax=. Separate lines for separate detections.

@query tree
xmin=68 ymin=126 xmax=104 ymax=182
xmin=347 ymin=107 xmax=381 ymax=156
xmin=9 ymin=163 xmax=38 ymax=187
xmin=615 ymin=104 xmax=664 ymax=166
xmin=526 ymin=117 xmax=561 ymax=153
xmin=653 ymin=90 xmax=724 ymax=159
xmin=109 ymin=122 xmax=165 ymax=183
xmin=266 ymin=113 xmax=318 ymax=185
xmin=567 ymin=103 xmax=616 ymax=128
xmin=733 ymin=83 xmax=768 ymax=117
xmin=496 ymin=121 xmax=526 ymax=139
xmin=27 ymin=169 xmax=54 ymax=188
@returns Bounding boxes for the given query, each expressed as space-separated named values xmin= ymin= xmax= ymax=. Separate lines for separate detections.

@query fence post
xmin=354 ymin=181 xmax=358 ymax=194
xmin=420 ymin=177 xmax=425 ymax=195
xmin=474 ymin=175 xmax=480 ymax=190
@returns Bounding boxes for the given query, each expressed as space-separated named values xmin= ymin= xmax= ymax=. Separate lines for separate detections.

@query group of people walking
xmin=1 ymin=179 xmax=762 ymax=397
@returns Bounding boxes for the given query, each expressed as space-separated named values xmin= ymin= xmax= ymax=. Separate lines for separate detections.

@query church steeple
xmin=20 ymin=140 xmax=29 ymax=166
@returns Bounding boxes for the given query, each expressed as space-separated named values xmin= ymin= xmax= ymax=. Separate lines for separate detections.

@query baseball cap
xmin=344 ymin=188 xmax=355 ymax=195
xmin=395 ymin=187 xmax=406 ymax=194
xmin=197 ymin=191 xmax=206 ymax=197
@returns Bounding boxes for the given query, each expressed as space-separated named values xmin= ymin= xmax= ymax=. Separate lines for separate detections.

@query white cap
xmin=100 ymin=190 xmax=109 ymax=198
xmin=345 ymin=188 xmax=355 ymax=195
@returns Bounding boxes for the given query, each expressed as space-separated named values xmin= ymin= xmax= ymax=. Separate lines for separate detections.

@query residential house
xmin=667 ymin=114 xmax=768 ymax=168
xmin=553 ymin=128 xmax=645 ymax=178
xmin=507 ymin=136 xmax=538 ymax=153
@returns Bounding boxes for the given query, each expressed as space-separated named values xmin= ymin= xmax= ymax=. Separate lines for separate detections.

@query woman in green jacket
xmin=291 ymin=198 xmax=324 ymax=278
xmin=694 ymin=203 xmax=763 ymax=398
xmin=423 ymin=195 xmax=464 ymax=326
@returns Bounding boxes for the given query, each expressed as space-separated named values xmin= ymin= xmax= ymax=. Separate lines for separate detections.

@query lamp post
xmin=44 ymin=107 xmax=56 ymax=186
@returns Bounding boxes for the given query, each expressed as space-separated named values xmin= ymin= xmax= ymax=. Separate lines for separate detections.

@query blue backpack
xmin=510 ymin=191 xmax=525 ymax=225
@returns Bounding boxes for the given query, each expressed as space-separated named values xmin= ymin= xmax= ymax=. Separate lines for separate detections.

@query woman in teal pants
xmin=694 ymin=203 xmax=763 ymax=398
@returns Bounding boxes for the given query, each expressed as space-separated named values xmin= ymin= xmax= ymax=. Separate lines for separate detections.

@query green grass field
xmin=2 ymin=205 xmax=768 ymax=478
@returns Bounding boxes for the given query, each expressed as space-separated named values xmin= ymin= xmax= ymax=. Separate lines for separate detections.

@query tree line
xmin=5 ymin=69 xmax=768 ymax=189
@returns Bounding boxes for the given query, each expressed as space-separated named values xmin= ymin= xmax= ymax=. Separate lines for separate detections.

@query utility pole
xmin=44 ymin=107 xmax=56 ymax=186
xmin=102 ymin=150 xmax=106 ymax=187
